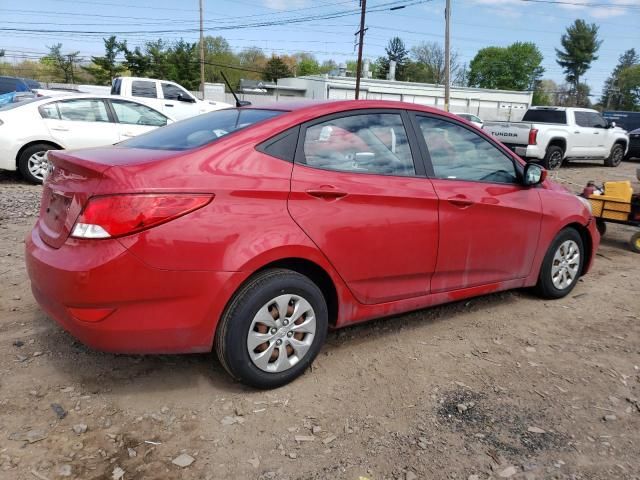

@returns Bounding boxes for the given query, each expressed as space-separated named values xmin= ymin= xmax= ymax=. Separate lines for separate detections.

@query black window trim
xmin=408 ymin=111 xmax=525 ymax=185
xmin=293 ymin=108 xmax=427 ymax=178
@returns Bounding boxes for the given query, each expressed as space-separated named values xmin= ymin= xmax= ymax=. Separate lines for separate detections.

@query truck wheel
xmin=605 ymin=144 xmax=624 ymax=167
xmin=543 ymin=146 xmax=564 ymax=170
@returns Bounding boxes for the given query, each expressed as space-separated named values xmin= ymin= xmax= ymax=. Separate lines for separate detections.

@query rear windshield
xmin=522 ymin=109 xmax=567 ymax=124
xmin=121 ymin=108 xmax=285 ymax=150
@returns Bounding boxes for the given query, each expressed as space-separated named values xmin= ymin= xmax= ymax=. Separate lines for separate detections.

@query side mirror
xmin=177 ymin=93 xmax=196 ymax=103
xmin=608 ymin=120 xmax=616 ymax=128
xmin=523 ymin=163 xmax=546 ymax=186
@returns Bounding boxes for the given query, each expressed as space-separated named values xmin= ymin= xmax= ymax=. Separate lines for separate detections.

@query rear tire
xmin=535 ymin=228 xmax=584 ymax=299
xmin=542 ymin=145 xmax=564 ymax=170
xmin=605 ymin=143 xmax=624 ymax=167
xmin=215 ymin=268 xmax=328 ymax=389
xmin=17 ymin=143 xmax=56 ymax=184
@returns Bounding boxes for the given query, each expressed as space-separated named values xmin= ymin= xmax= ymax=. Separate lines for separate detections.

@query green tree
xmin=618 ymin=64 xmax=640 ymax=111
xmin=42 ymin=44 xmax=80 ymax=83
xmin=166 ymin=40 xmax=199 ymax=90
xmin=295 ymin=53 xmax=320 ymax=76
xmin=82 ymin=36 xmax=125 ymax=85
xmin=555 ymin=19 xmax=602 ymax=106
xmin=262 ymin=56 xmax=292 ymax=82
xmin=201 ymin=36 xmax=242 ymax=89
xmin=121 ymin=44 xmax=152 ymax=77
xmin=237 ymin=46 xmax=267 ymax=80
xmin=600 ymin=49 xmax=639 ymax=110
xmin=319 ymin=59 xmax=338 ymax=74
xmin=377 ymin=37 xmax=409 ymax=80
xmin=468 ymin=42 xmax=544 ymax=90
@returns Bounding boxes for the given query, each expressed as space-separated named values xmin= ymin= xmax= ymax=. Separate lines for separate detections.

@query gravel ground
xmin=0 ymin=162 xmax=639 ymax=480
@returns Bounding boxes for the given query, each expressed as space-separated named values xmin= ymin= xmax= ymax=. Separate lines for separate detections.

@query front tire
xmin=215 ymin=269 xmax=328 ymax=389
xmin=535 ymin=228 xmax=584 ymax=299
xmin=18 ymin=143 xmax=56 ymax=184
xmin=542 ymin=145 xmax=564 ymax=170
xmin=605 ymin=143 xmax=624 ymax=167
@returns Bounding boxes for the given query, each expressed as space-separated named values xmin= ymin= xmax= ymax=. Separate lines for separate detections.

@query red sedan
xmin=25 ymin=100 xmax=599 ymax=388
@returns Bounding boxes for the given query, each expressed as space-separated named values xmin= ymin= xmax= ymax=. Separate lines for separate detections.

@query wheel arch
xmin=254 ymin=257 xmax=339 ymax=327
xmin=562 ymin=221 xmax=593 ymax=275
xmin=16 ymin=140 xmax=64 ymax=168
xmin=547 ymin=137 xmax=566 ymax=156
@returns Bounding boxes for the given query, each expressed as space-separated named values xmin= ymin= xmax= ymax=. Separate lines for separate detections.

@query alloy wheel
xmin=551 ymin=240 xmax=580 ymax=290
xmin=548 ymin=151 xmax=562 ymax=170
xmin=247 ymin=294 xmax=316 ymax=373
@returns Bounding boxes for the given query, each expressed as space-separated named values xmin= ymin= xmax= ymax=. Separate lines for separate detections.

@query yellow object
xmin=603 ymin=181 xmax=633 ymax=203
xmin=602 ymin=210 xmax=629 ymax=221
xmin=589 ymin=198 xmax=603 ymax=216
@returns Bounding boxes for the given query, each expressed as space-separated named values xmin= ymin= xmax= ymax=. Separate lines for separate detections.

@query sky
xmin=1 ymin=0 xmax=639 ymax=100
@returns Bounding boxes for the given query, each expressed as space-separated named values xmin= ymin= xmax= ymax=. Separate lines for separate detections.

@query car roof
xmin=250 ymin=99 xmax=464 ymax=121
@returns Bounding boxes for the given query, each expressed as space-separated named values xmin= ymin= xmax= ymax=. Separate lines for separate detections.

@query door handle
xmin=573 ymin=131 xmax=580 ymax=134
xmin=447 ymin=195 xmax=474 ymax=208
xmin=50 ymin=127 xmax=69 ymax=132
xmin=306 ymin=187 xmax=347 ymax=200
xmin=593 ymin=132 xmax=600 ymax=134
xmin=164 ymin=104 xmax=174 ymax=107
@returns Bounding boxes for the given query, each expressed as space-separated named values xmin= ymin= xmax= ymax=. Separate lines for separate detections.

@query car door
xmin=411 ymin=113 xmax=542 ymax=293
xmin=108 ymin=99 xmax=170 ymax=140
xmin=40 ymin=98 xmax=120 ymax=149
xmin=288 ymin=109 xmax=439 ymax=305
xmin=572 ymin=111 xmax=599 ymax=157
xmin=160 ymin=82 xmax=197 ymax=120
xmin=588 ymin=111 xmax=611 ymax=158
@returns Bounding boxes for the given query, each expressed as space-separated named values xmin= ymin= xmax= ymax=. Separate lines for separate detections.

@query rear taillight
xmin=528 ymin=128 xmax=538 ymax=145
xmin=71 ymin=194 xmax=213 ymax=239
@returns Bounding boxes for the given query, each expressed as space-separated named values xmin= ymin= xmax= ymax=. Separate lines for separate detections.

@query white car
xmin=0 ymin=94 xmax=173 ymax=183
xmin=456 ymin=113 xmax=483 ymax=129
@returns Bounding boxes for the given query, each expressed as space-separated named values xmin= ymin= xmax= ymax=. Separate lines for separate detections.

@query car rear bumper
xmin=25 ymin=225 xmax=242 ymax=354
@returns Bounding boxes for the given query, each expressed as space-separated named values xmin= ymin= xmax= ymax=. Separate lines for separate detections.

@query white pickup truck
xmin=483 ymin=107 xmax=629 ymax=170
xmin=110 ymin=76 xmax=231 ymax=121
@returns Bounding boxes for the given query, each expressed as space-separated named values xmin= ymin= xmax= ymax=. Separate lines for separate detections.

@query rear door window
xmin=39 ymin=103 xmax=60 ymax=119
xmin=131 ymin=80 xmax=157 ymax=98
xmin=56 ymin=99 xmax=110 ymax=123
xmin=574 ymin=111 xmax=592 ymax=128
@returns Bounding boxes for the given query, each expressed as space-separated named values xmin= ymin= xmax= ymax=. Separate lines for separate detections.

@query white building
xmin=277 ymin=75 xmax=533 ymax=122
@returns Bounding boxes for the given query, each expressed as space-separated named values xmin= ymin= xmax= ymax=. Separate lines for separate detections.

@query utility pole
xmin=199 ymin=0 xmax=205 ymax=98
xmin=444 ymin=0 xmax=451 ymax=112
xmin=355 ymin=0 xmax=367 ymax=100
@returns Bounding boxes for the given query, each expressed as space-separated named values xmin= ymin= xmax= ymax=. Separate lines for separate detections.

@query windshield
xmin=121 ymin=108 xmax=286 ymax=150
xmin=522 ymin=109 xmax=567 ymax=124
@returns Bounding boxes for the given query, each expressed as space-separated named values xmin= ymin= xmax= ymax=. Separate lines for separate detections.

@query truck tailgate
xmin=483 ymin=121 xmax=533 ymax=146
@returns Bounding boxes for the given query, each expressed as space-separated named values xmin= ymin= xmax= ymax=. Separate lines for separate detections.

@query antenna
xmin=219 ymin=70 xmax=251 ymax=107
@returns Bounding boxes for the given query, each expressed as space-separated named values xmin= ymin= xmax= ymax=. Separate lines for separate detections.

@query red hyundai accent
xmin=25 ymin=100 xmax=599 ymax=388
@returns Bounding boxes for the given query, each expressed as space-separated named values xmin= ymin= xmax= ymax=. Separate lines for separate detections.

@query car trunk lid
xmin=37 ymin=147 xmax=179 ymax=248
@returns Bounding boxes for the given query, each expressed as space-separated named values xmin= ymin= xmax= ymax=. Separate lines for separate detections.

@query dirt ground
xmin=0 ymin=161 xmax=639 ymax=480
